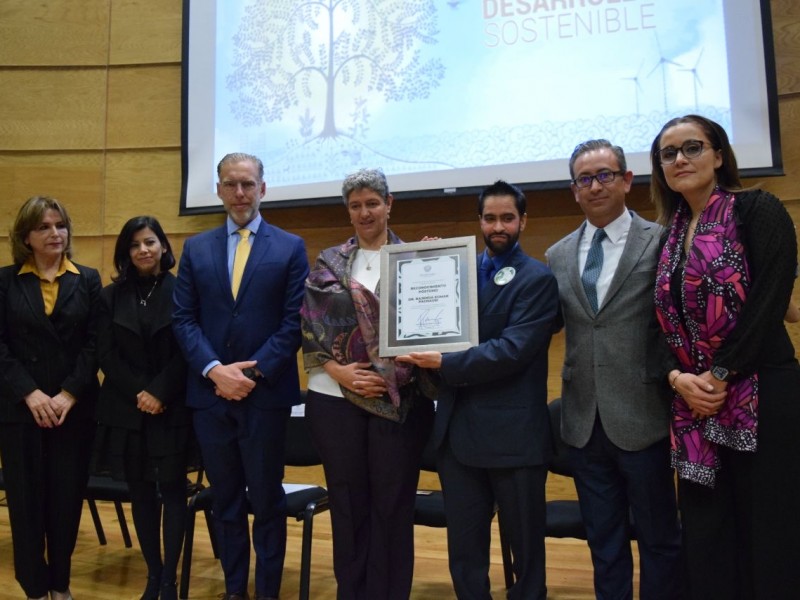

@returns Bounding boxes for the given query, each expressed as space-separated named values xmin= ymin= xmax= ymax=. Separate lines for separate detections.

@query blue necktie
xmin=582 ymin=228 xmax=606 ymax=313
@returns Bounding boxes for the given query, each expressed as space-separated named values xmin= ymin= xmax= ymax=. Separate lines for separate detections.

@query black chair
xmin=178 ymin=411 xmax=329 ymax=600
xmin=84 ymin=476 xmax=134 ymax=547
xmin=413 ymin=432 xmax=515 ymax=590
xmin=543 ymin=398 xmax=589 ymax=540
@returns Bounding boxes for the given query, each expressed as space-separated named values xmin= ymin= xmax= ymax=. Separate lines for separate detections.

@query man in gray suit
xmin=546 ymin=140 xmax=681 ymax=599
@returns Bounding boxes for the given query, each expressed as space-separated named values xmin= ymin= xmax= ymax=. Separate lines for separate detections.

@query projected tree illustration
xmin=226 ymin=0 xmax=444 ymax=140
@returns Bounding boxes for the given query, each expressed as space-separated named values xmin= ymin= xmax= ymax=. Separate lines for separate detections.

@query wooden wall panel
xmin=106 ymin=66 xmax=181 ymax=148
xmin=743 ymin=95 xmax=800 ymax=201
xmin=0 ymin=0 xmax=110 ymax=66
xmin=0 ymin=152 xmax=105 ymax=235
xmin=0 ymin=69 xmax=108 ymax=150
xmin=773 ymin=0 xmax=800 ymax=95
xmin=109 ymin=0 xmax=182 ymax=65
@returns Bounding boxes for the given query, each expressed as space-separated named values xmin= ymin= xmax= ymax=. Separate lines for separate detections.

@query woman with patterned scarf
xmin=300 ymin=168 xmax=436 ymax=600
xmin=650 ymin=114 xmax=800 ymax=599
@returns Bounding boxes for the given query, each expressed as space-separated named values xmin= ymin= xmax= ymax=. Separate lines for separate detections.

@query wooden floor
xmin=0 ymin=333 xmax=646 ymax=598
xmin=0 ymin=470 xmax=640 ymax=599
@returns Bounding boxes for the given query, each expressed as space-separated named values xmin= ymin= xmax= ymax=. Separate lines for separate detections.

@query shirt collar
xmin=483 ymin=242 xmax=518 ymax=271
xmin=226 ymin=213 xmax=262 ymax=237
xmin=19 ymin=256 xmax=79 ymax=278
xmin=584 ymin=209 xmax=631 ymax=245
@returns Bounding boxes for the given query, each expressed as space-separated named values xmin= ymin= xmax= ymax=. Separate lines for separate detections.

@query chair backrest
xmin=285 ymin=411 xmax=323 ymax=467
xmin=547 ymin=398 xmax=574 ymax=478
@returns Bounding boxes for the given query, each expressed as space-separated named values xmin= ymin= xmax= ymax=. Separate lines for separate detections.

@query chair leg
xmin=87 ymin=499 xmax=107 ymax=545
xmin=497 ymin=511 xmax=515 ymax=589
xmin=298 ymin=502 xmax=319 ymax=600
xmin=179 ymin=507 xmax=198 ymax=599
xmin=113 ymin=500 xmax=133 ymax=548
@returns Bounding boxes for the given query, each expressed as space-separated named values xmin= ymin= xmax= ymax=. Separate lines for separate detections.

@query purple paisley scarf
xmin=300 ymin=231 xmax=434 ymax=423
xmin=654 ymin=188 xmax=758 ymax=487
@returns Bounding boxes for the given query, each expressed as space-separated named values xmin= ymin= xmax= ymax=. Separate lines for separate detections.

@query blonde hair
xmin=9 ymin=196 xmax=73 ymax=265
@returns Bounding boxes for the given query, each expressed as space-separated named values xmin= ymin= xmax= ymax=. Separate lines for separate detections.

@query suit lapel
xmin=565 ymin=224 xmax=596 ymax=317
xmin=211 ymin=226 xmax=233 ymax=302
xmin=600 ymin=213 xmax=653 ymax=312
xmin=18 ymin=271 xmax=58 ymax=338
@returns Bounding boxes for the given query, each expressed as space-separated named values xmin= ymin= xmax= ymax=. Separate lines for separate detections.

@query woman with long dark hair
xmin=650 ymin=115 xmax=800 ymax=598
xmin=94 ymin=216 xmax=190 ymax=600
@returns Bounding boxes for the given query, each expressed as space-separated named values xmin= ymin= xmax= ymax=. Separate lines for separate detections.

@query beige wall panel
xmin=106 ymin=66 xmax=181 ymax=148
xmin=0 ymin=0 xmax=110 ymax=66
xmin=0 ymin=152 xmax=105 ymax=236
xmin=0 ymin=69 xmax=107 ymax=150
xmin=773 ymin=0 xmax=800 ymax=95
xmin=109 ymin=0 xmax=183 ymax=65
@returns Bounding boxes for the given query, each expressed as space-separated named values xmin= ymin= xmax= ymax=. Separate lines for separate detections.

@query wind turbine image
xmin=621 ymin=61 xmax=645 ymax=115
xmin=648 ymin=34 xmax=682 ymax=112
xmin=680 ymin=49 xmax=704 ymax=110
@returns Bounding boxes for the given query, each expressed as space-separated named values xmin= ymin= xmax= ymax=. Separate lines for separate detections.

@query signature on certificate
xmin=415 ymin=309 xmax=444 ymax=330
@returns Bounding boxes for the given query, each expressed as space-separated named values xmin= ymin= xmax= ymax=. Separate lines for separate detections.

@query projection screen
xmin=181 ymin=0 xmax=781 ymax=212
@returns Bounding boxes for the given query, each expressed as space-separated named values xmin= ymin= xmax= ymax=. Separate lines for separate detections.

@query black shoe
xmin=159 ymin=581 xmax=177 ymax=600
xmin=140 ymin=576 xmax=160 ymax=600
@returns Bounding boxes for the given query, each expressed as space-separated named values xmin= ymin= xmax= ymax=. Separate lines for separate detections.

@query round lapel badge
xmin=493 ymin=266 xmax=516 ymax=286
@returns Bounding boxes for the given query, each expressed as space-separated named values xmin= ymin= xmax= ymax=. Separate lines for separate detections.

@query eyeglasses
xmin=220 ymin=180 xmax=259 ymax=191
xmin=572 ymin=170 xmax=623 ymax=189
xmin=657 ymin=140 xmax=706 ymax=165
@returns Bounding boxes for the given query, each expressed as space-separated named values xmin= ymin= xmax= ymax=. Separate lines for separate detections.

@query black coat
xmin=0 ymin=262 xmax=101 ymax=423
xmin=96 ymin=272 xmax=188 ymax=433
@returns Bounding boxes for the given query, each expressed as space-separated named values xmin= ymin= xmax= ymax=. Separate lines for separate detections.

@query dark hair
xmin=217 ymin=152 xmax=264 ymax=180
xmin=650 ymin=114 xmax=742 ymax=225
xmin=341 ymin=168 xmax=390 ymax=205
xmin=10 ymin=196 xmax=73 ymax=266
xmin=478 ymin=180 xmax=526 ymax=216
xmin=569 ymin=139 xmax=627 ymax=180
xmin=112 ymin=216 xmax=176 ymax=282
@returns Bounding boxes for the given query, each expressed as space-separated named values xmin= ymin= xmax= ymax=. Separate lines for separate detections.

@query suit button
xmin=233 ymin=311 xmax=239 ymax=317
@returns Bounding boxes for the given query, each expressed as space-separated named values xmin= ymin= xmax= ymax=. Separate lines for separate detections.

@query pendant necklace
xmin=138 ymin=279 xmax=158 ymax=306
xmin=362 ymin=249 xmax=380 ymax=271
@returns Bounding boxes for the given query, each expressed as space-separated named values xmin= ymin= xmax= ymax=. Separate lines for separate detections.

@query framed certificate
xmin=379 ymin=236 xmax=479 ymax=357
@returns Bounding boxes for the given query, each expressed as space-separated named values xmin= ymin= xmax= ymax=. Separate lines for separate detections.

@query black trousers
xmin=305 ymin=390 xmax=434 ymax=600
xmin=678 ymin=365 xmax=800 ymax=600
xmin=0 ymin=417 xmax=94 ymax=597
xmin=438 ymin=438 xmax=548 ymax=600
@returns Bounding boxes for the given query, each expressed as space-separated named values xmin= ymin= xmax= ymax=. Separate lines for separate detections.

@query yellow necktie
xmin=231 ymin=229 xmax=251 ymax=299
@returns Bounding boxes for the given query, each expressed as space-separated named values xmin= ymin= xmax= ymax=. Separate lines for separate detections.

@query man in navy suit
xmin=546 ymin=140 xmax=681 ymax=599
xmin=173 ymin=152 xmax=309 ymax=600
xmin=398 ymin=180 xmax=560 ymax=600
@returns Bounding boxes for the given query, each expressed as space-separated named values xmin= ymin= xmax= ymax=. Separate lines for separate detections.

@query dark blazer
xmin=172 ymin=220 xmax=309 ymax=409
xmin=434 ymin=245 xmax=560 ymax=468
xmin=96 ymin=272 xmax=188 ymax=431
xmin=546 ymin=211 xmax=671 ymax=451
xmin=0 ymin=262 xmax=101 ymax=423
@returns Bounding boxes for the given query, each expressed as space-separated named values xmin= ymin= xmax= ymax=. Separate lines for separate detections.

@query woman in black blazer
xmin=0 ymin=196 xmax=101 ymax=600
xmin=93 ymin=216 xmax=190 ymax=600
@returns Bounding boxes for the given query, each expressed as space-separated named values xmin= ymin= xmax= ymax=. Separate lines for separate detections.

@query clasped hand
xmin=672 ymin=370 xmax=728 ymax=419
xmin=210 ymin=360 xmax=257 ymax=401
xmin=25 ymin=388 xmax=76 ymax=428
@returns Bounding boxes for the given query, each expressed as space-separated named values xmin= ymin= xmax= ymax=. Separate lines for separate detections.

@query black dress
xmin=94 ymin=272 xmax=193 ymax=482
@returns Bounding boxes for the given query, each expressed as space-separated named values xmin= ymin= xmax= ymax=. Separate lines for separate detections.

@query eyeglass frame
xmin=657 ymin=139 xmax=707 ymax=165
xmin=571 ymin=170 xmax=624 ymax=189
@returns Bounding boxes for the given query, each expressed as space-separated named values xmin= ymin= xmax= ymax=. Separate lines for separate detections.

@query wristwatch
xmin=710 ymin=365 xmax=732 ymax=382
xmin=242 ymin=367 xmax=260 ymax=382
